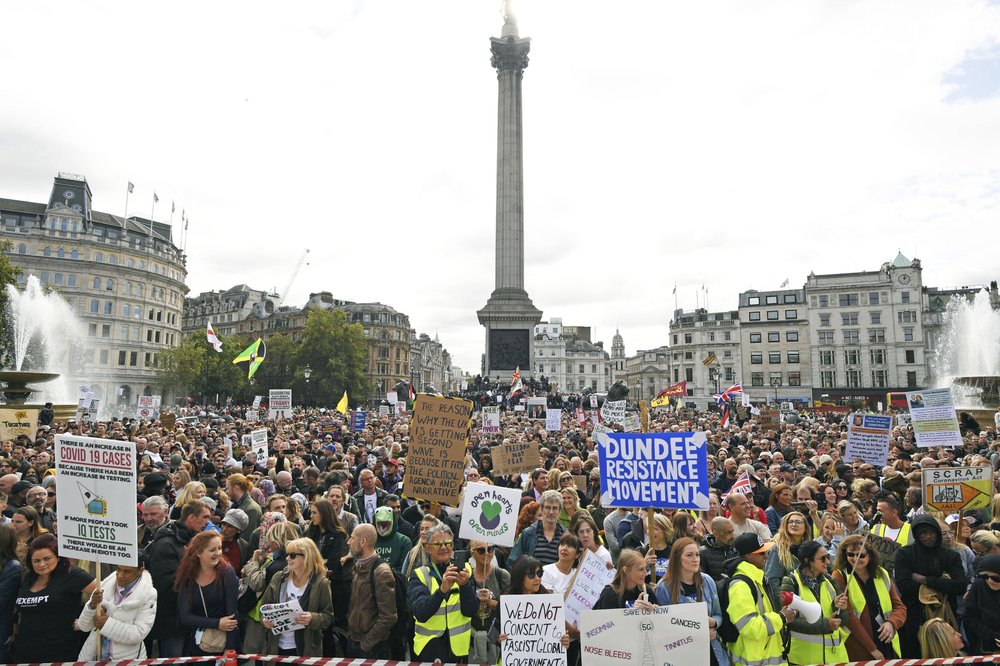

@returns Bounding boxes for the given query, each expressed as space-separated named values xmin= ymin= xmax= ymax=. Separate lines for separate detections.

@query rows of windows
xmin=746 ymin=293 xmax=798 ymax=306
xmin=816 ymin=327 xmax=915 ymax=344
xmin=750 ymin=371 xmax=802 ymax=386
xmin=813 ymin=291 xmax=911 ymax=308
xmin=820 ymin=370 xmax=918 ymax=389
xmin=749 ymin=352 xmax=800 ymax=364
xmin=747 ymin=309 xmax=797 ymax=321
xmin=749 ymin=331 xmax=800 ymax=343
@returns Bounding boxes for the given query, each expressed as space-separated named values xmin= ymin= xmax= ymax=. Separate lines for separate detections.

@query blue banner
xmin=350 ymin=410 xmax=366 ymax=432
xmin=598 ymin=432 xmax=710 ymax=509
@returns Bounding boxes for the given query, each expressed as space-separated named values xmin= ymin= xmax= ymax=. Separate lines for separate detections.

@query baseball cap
xmin=734 ymin=533 xmax=774 ymax=557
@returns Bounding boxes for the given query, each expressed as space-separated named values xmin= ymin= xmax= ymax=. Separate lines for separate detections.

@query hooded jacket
xmin=964 ymin=554 xmax=1000 ymax=655
xmin=700 ymin=535 xmax=738 ymax=582
xmin=893 ymin=514 xmax=967 ymax=658
xmin=373 ymin=506 xmax=411 ymax=571
xmin=144 ymin=520 xmax=196 ymax=638
xmin=77 ymin=570 xmax=158 ymax=660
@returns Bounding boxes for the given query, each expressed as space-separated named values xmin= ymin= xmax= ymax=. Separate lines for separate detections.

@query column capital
xmin=491 ymin=36 xmax=530 ymax=74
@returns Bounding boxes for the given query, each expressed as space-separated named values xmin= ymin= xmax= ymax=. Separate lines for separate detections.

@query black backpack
xmin=717 ymin=573 xmax=758 ymax=644
xmin=369 ymin=556 xmax=413 ymax=644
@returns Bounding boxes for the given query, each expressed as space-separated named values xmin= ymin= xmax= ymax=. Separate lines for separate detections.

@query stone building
xmin=532 ymin=318 xmax=610 ymax=393
xmin=738 ymin=288 xmax=812 ymax=405
xmin=183 ymin=284 xmax=276 ymax=338
xmin=624 ymin=346 xmax=672 ymax=402
xmin=2 ymin=173 xmax=187 ymax=410
xmin=667 ymin=308 xmax=741 ymax=408
xmin=411 ymin=333 xmax=456 ymax=394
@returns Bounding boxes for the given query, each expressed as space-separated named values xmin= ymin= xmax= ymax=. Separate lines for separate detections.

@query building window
xmin=869 ymin=291 xmax=880 ymax=305
xmin=819 ymin=350 xmax=835 ymax=365
xmin=579 ymin=364 xmax=585 ymax=373
xmin=90 ymin=299 xmax=99 ymax=313
xmin=872 ymin=370 xmax=888 ymax=388
xmin=768 ymin=352 xmax=781 ymax=364
xmin=763 ymin=295 xmax=777 ymax=305
xmin=845 ymin=349 xmax=861 ymax=365
xmin=898 ymin=310 xmax=917 ymax=324
xmin=870 ymin=348 xmax=887 ymax=364
xmin=767 ymin=332 xmax=779 ymax=343
xmin=786 ymin=330 xmax=799 ymax=342
xmin=784 ymin=293 xmax=797 ymax=303
xmin=591 ymin=364 xmax=597 ymax=373
xmin=104 ymin=301 xmax=112 ymax=315
xmin=724 ymin=331 xmax=731 ymax=341
xmin=819 ymin=314 xmax=831 ymax=327
xmin=787 ymin=351 xmax=800 ymax=364
xmin=750 ymin=353 xmax=763 ymax=364
xmin=868 ymin=328 xmax=885 ymax=343
xmin=905 ymin=349 xmax=916 ymax=363
xmin=749 ymin=311 xmax=761 ymax=321
xmin=684 ymin=333 xmax=692 ymax=343
xmin=748 ymin=296 xmax=760 ymax=306
xmin=769 ymin=371 xmax=782 ymax=386
xmin=685 ymin=368 xmax=693 ymax=382
xmin=785 ymin=309 xmax=797 ymax=319
xmin=99 ymin=350 xmax=109 ymax=365
xmin=842 ymin=313 xmax=859 ymax=326
xmin=725 ymin=367 xmax=735 ymax=381
xmin=846 ymin=370 xmax=862 ymax=388
xmin=751 ymin=372 xmax=764 ymax=387
xmin=750 ymin=333 xmax=762 ymax=343
xmin=821 ymin=370 xmax=836 ymax=388
xmin=88 ymin=323 xmax=97 ymax=336
xmin=843 ymin=330 xmax=860 ymax=344
xmin=95 ymin=252 xmax=103 ymax=262
xmin=903 ymin=327 xmax=914 ymax=342
xmin=16 ymin=244 xmax=26 ymax=254
xmin=839 ymin=293 xmax=859 ymax=307
xmin=818 ymin=331 xmax=835 ymax=345
xmin=818 ymin=295 xmax=829 ymax=307
xmin=788 ymin=371 xmax=801 ymax=386
xmin=901 ymin=291 xmax=910 ymax=304
xmin=724 ymin=350 xmax=732 ymax=358
xmin=684 ymin=352 xmax=693 ymax=360
xmin=129 ymin=351 xmax=138 ymax=366
xmin=766 ymin=311 xmax=779 ymax=320
xmin=906 ymin=371 xmax=917 ymax=388
xmin=93 ymin=277 xmax=101 ymax=289
xmin=118 ymin=351 xmax=127 ymax=366
xmin=108 ymin=255 xmax=116 ymax=265
xmin=67 ymin=274 xmax=77 ymax=287
xmin=871 ymin=312 xmax=881 ymax=324
xmin=106 ymin=279 xmax=114 ymax=291
xmin=71 ymin=249 xmax=78 ymax=260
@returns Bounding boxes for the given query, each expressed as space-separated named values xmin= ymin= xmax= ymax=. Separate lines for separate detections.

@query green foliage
xmin=294 ymin=309 xmax=370 ymax=408
xmin=0 ymin=241 xmax=22 ymax=367
xmin=159 ymin=333 xmax=248 ymax=402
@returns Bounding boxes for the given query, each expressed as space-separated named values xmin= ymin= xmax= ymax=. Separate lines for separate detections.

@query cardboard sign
xmin=527 ymin=397 xmax=547 ymax=420
xmin=500 ymin=594 xmax=567 ymax=666
xmin=600 ymin=400 xmax=626 ymax=424
xmin=580 ymin=602 xmax=710 ymax=666
xmin=260 ymin=598 xmax=304 ymax=635
xmin=906 ymin=388 xmax=962 ymax=448
xmin=458 ymin=481 xmax=521 ymax=547
xmin=401 ymin=394 xmax=473 ymax=507
xmin=492 ymin=439 xmax=542 ymax=477
xmin=481 ymin=406 xmax=501 ymax=434
xmin=922 ymin=466 xmax=993 ymax=513
xmin=269 ymin=389 xmax=292 ymax=421
xmin=564 ymin=549 xmax=616 ymax=628
xmin=868 ymin=533 xmax=901 ymax=574
xmin=758 ymin=408 xmax=781 ymax=431
xmin=55 ymin=435 xmax=138 ymax=567
xmin=845 ymin=414 xmax=893 ymax=466
xmin=379 ymin=404 xmax=391 ymax=417
xmin=159 ymin=412 xmax=176 ymax=430
xmin=250 ymin=428 xmax=269 ymax=461
xmin=0 ymin=408 xmax=39 ymax=440
xmin=546 ymin=408 xmax=562 ymax=432
xmin=599 ymin=432 xmax=710 ymax=510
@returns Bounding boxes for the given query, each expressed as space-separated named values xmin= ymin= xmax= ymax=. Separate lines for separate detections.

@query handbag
xmin=198 ymin=585 xmax=228 ymax=654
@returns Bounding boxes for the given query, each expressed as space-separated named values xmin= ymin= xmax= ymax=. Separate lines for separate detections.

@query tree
xmin=0 ymin=241 xmax=22 ymax=368
xmin=250 ymin=333 xmax=295 ymax=394
xmin=294 ymin=309 xmax=369 ymax=408
xmin=159 ymin=333 xmax=248 ymax=405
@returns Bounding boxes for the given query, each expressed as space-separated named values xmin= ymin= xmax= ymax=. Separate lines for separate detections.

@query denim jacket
xmin=654 ymin=572 xmax=731 ymax=666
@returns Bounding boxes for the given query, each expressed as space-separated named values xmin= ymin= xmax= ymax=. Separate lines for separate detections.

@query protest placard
xmin=481 ymin=406 xmax=501 ymax=433
xmin=402 ymin=394 xmax=472 ymax=506
xmin=579 ymin=602 xmax=710 ymax=666
xmin=351 ymin=410 xmax=367 ymax=432
xmin=241 ymin=434 xmax=252 ymax=453
xmin=868 ymin=533 xmax=901 ymax=574
xmin=500 ymin=593 xmax=567 ymax=666
xmin=492 ymin=439 xmax=542 ymax=477
xmin=527 ymin=397 xmax=547 ymax=420
xmin=599 ymin=432 xmax=709 ymax=510
xmin=55 ymin=434 xmax=137 ymax=567
xmin=245 ymin=409 xmax=260 ymax=422
xmin=137 ymin=395 xmax=159 ymax=419
xmin=589 ymin=395 xmax=599 ymax=409
xmin=250 ymin=428 xmax=269 ymax=461
xmin=546 ymin=408 xmax=562 ymax=431
xmin=564 ymin=549 xmax=616 ymax=628
xmin=159 ymin=412 xmax=176 ymax=430
xmin=459 ymin=481 xmax=521 ymax=547
xmin=0 ymin=408 xmax=38 ymax=440
xmin=906 ymin=388 xmax=962 ymax=447
xmin=922 ymin=465 xmax=992 ymax=513
xmin=758 ymin=408 xmax=781 ymax=431
xmin=260 ymin=599 xmax=304 ymax=635
xmin=600 ymin=400 xmax=625 ymax=424
xmin=379 ymin=404 xmax=391 ymax=417
xmin=623 ymin=413 xmax=641 ymax=432
xmin=269 ymin=388 xmax=292 ymax=420
xmin=386 ymin=391 xmax=398 ymax=405
xmin=844 ymin=414 xmax=893 ymax=466
xmin=252 ymin=395 xmax=263 ymax=409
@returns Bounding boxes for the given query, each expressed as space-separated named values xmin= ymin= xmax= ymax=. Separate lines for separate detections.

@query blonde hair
xmin=918 ymin=618 xmax=959 ymax=658
xmin=991 ymin=493 xmax=1000 ymax=524
xmin=174 ymin=481 xmax=206 ymax=510
xmin=284 ymin=538 xmax=326 ymax=578
xmin=773 ymin=511 xmax=808 ymax=569
xmin=267 ymin=521 xmax=301 ymax=551
xmin=969 ymin=529 xmax=1000 ymax=552
xmin=611 ymin=548 xmax=645 ymax=596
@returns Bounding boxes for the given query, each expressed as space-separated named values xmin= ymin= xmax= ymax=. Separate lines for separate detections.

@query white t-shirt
xmin=364 ymin=493 xmax=377 ymax=522
xmin=542 ymin=563 xmax=575 ymax=596
xmin=278 ymin=579 xmax=306 ymax=649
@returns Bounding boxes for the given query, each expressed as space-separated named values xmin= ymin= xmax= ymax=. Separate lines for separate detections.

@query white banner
xmin=386 ymin=391 xmax=398 ymax=405
xmin=906 ymin=388 xmax=962 ymax=448
xmin=580 ymin=602 xmax=710 ymax=666
xmin=546 ymin=408 xmax=562 ymax=432
xmin=564 ymin=549 xmax=616 ymax=628
xmin=55 ymin=435 xmax=138 ymax=567
xmin=269 ymin=389 xmax=292 ymax=420
xmin=260 ymin=598 xmax=304 ymax=635
xmin=500 ymin=593 xmax=567 ymax=666
xmin=600 ymin=400 xmax=626 ymax=424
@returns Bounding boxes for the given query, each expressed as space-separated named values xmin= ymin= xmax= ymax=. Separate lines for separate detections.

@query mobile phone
xmin=790 ymin=501 xmax=807 ymax=509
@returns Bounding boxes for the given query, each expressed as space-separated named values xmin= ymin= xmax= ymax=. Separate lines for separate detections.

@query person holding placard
xmin=77 ymin=552 xmax=158 ymax=660
xmin=175 ymin=531 xmax=240 ymax=654
xmin=490 ymin=555 xmax=570 ymax=649
xmin=259 ymin=538 xmax=334 ymax=656
xmin=831 ymin=535 xmax=905 ymax=660
xmin=593 ymin=548 xmax=657 ymax=611
xmin=655 ymin=537 xmax=729 ymax=666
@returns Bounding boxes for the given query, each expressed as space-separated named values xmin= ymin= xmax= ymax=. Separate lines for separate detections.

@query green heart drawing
xmin=481 ymin=501 xmax=502 ymax=521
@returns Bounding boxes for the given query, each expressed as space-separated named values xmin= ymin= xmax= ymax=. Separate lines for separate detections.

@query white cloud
xmin=2 ymin=0 xmax=999 ymax=371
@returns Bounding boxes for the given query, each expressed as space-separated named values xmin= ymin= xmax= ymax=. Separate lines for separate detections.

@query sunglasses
xmin=815 ymin=555 xmax=830 ymax=562
xmin=286 ymin=552 xmax=303 ymax=559
xmin=980 ymin=573 xmax=1000 ymax=583
xmin=473 ymin=546 xmax=496 ymax=555
xmin=47 ymin=492 xmax=56 ymax=497
xmin=846 ymin=551 xmax=869 ymax=559
xmin=431 ymin=541 xmax=454 ymax=549
xmin=526 ymin=570 xmax=544 ymax=579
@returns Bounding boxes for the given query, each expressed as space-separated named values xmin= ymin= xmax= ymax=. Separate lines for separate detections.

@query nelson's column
xmin=477 ymin=6 xmax=543 ymax=380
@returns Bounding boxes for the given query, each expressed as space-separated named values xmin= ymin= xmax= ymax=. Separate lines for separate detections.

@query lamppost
xmin=376 ymin=380 xmax=383 ymax=409
xmin=303 ymin=365 xmax=311 ymax=407
xmin=771 ymin=376 xmax=782 ymax=405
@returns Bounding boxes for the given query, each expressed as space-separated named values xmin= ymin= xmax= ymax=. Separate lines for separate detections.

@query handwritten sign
xmin=500 ymin=594 xmax=567 ymax=666
xmin=492 ymin=439 xmax=542 ymax=477
xmin=564 ymin=549 xmax=616 ymax=628
xmin=598 ymin=432 xmax=709 ymax=510
xmin=868 ymin=533 xmax=901 ymax=574
xmin=845 ymin=414 xmax=893 ymax=466
xmin=252 ymin=395 xmax=263 ymax=409
xmin=260 ymin=598 xmax=304 ymax=635
xmin=758 ymin=408 xmax=781 ymax=431
xmin=159 ymin=412 xmax=176 ymax=430
xmin=0 ymin=408 xmax=38 ymax=440
xmin=402 ymin=394 xmax=472 ymax=507
xmin=580 ymin=602 xmax=709 ymax=666
xmin=481 ymin=406 xmax=500 ymax=434
xmin=907 ymin=388 xmax=962 ymax=447
xmin=546 ymin=408 xmax=562 ymax=432
xmin=600 ymin=400 xmax=625 ymax=424
xmin=459 ymin=481 xmax=521 ymax=547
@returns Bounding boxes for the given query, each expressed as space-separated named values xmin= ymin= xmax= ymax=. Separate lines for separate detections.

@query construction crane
xmin=275 ymin=248 xmax=310 ymax=309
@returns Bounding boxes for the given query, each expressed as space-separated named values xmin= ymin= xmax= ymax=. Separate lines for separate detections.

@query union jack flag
xmin=719 ymin=404 xmax=731 ymax=428
xmin=721 ymin=471 xmax=752 ymax=501
xmin=713 ymin=382 xmax=743 ymax=407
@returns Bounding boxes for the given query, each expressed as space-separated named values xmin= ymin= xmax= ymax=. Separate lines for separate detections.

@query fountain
xmin=933 ymin=285 xmax=1000 ymax=427
xmin=2 ymin=274 xmax=84 ymax=422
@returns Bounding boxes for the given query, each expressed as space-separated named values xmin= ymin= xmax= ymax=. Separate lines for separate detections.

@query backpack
xmin=370 ymin=556 xmax=413 ymax=645
xmin=717 ymin=573 xmax=757 ymax=644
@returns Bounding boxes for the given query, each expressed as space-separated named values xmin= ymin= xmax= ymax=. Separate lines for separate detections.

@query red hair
xmin=174 ymin=531 xmax=231 ymax=591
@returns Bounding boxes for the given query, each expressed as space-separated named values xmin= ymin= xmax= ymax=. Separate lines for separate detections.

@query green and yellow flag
xmin=232 ymin=337 xmax=266 ymax=379
xmin=336 ymin=391 xmax=349 ymax=415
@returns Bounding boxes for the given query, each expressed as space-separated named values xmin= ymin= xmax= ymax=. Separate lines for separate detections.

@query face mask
xmin=376 ymin=521 xmax=392 ymax=537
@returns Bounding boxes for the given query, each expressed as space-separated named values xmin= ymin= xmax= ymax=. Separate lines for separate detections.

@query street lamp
xmin=376 ymin=380 xmax=383 ymax=409
xmin=303 ymin=365 xmax=311 ymax=407
xmin=770 ymin=376 xmax=782 ymax=405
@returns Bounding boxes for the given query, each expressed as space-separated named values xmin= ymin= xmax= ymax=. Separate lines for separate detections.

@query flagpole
xmin=123 ymin=183 xmax=131 ymax=233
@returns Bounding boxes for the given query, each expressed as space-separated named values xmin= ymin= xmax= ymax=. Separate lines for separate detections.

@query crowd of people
xmin=1 ymin=396 xmax=999 ymax=665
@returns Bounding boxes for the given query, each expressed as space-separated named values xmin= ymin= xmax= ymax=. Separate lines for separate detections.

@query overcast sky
xmin=3 ymin=1 xmax=999 ymax=372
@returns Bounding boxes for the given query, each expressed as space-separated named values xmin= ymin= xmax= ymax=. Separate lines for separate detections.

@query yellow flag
xmin=336 ymin=391 xmax=349 ymax=415
xmin=651 ymin=395 xmax=670 ymax=409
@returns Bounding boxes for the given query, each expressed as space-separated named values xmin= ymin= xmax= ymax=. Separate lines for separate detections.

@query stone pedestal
xmin=478 ymin=288 xmax=542 ymax=379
